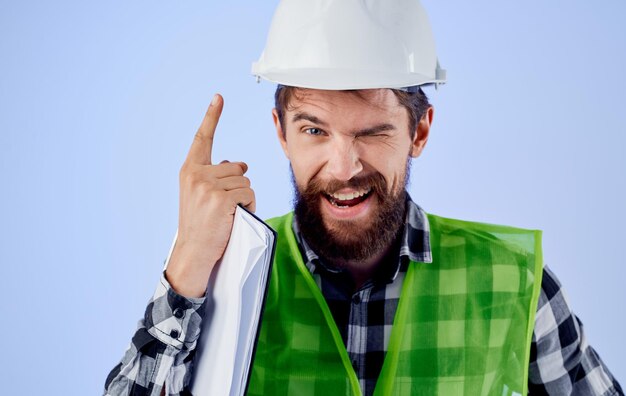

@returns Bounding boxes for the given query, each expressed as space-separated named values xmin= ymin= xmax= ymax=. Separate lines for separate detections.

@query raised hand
xmin=165 ymin=94 xmax=256 ymax=298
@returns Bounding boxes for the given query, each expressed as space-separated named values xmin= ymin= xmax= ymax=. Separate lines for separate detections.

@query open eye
xmin=304 ymin=127 xmax=324 ymax=136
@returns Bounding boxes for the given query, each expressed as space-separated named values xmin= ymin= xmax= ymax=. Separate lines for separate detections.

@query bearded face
xmin=292 ymin=162 xmax=409 ymax=263
xmin=274 ymin=88 xmax=430 ymax=265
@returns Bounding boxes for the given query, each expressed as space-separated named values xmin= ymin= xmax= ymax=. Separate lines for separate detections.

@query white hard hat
xmin=252 ymin=0 xmax=446 ymax=90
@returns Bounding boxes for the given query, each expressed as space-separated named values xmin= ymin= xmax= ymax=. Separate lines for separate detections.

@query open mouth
xmin=324 ymin=188 xmax=372 ymax=208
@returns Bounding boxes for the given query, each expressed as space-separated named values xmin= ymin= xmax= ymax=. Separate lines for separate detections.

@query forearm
xmin=528 ymin=266 xmax=623 ymax=395
xmin=104 ymin=274 xmax=206 ymax=396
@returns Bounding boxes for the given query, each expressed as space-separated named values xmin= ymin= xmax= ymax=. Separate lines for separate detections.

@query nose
xmin=325 ymin=136 xmax=363 ymax=181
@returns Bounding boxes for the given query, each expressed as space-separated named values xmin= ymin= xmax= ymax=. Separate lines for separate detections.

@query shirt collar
xmin=292 ymin=193 xmax=433 ymax=278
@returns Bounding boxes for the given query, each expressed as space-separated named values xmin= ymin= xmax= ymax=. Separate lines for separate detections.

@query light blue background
xmin=1 ymin=1 xmax=624 ymax=394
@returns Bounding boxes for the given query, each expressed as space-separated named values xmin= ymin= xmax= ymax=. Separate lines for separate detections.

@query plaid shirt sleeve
xmin=104 ymin=273 xmax=205 ymax=396
xmin=529 ymin=266 xmax=624 ymax=395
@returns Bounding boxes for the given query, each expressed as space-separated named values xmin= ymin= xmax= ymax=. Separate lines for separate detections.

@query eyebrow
xmin=291 ymin=112 xmax=329 ymax=127
xmin=291 ymin=111 xmax=396 ymax=136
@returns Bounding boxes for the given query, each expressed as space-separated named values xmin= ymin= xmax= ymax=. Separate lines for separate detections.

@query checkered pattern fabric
xmin=292 ymin=200 xmax=430 ymax=394
xmin=278 ymin=207 xmax=541 ymax=395
xmin=295 ymin=201 xmax=623 ymax=395
xmin=104 ymin=197 xmax=623 ymax=395
xmin=246 ymin=215 xmax=361 ymax=395
xmin=105 ymin=276 xmax=204 ymax=396
xmin=379 ymin=213 xmax=543 ymax=394
xmin=528 ymin=268 xmax=623 ymax=395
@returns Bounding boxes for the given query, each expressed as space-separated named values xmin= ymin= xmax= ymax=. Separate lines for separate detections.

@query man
xmin=105 ymin=1 xmax=622 ymax=395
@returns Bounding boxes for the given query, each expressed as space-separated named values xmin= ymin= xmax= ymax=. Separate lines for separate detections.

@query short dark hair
xmin=274 ymin=85 xmax=431 ymax=138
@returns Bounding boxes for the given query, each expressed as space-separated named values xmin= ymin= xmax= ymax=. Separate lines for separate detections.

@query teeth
xmin=329 ymin=188 xmax=370 ymax=201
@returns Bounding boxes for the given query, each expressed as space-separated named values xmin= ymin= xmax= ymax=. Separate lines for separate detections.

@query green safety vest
xmin=248 ymin=212 xmax=543 ymax=396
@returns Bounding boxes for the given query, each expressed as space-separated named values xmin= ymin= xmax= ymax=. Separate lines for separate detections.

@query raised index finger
xmin=185 ymin=94 xmax=224 ymax=165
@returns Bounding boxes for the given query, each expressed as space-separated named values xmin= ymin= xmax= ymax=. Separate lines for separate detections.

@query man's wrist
xmin=165 ymin=241 xmax=218 ymax=298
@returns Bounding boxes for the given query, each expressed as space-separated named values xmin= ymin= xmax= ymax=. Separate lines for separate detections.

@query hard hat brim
xmin=252 ymin=65 xmax=445 ymax=90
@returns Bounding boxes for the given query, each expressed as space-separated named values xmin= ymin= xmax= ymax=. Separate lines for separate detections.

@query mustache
xmin=301 ymin=173 xmax=389 ymax=200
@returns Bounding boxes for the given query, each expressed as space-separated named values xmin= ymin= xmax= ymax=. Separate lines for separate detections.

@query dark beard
xmin=292 ymin=168 xmax=408 ymax=263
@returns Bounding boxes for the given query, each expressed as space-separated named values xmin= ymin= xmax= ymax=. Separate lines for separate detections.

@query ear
xmin=409 ymin=106 xmax=434 ymax=158
xmin=272 ymin=108 xmax=290 ymax=159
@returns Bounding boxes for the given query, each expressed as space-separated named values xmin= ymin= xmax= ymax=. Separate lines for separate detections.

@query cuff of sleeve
xmin=145 ymin=272 xmax=206 ymax=350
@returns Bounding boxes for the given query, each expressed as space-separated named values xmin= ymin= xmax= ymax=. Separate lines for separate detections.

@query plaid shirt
xmin=105 ymin=198 xmax=623 ymax=396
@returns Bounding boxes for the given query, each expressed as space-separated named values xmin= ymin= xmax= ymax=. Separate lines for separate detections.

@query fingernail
xmin=210 ymin=94 xmax=219 ymax=107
